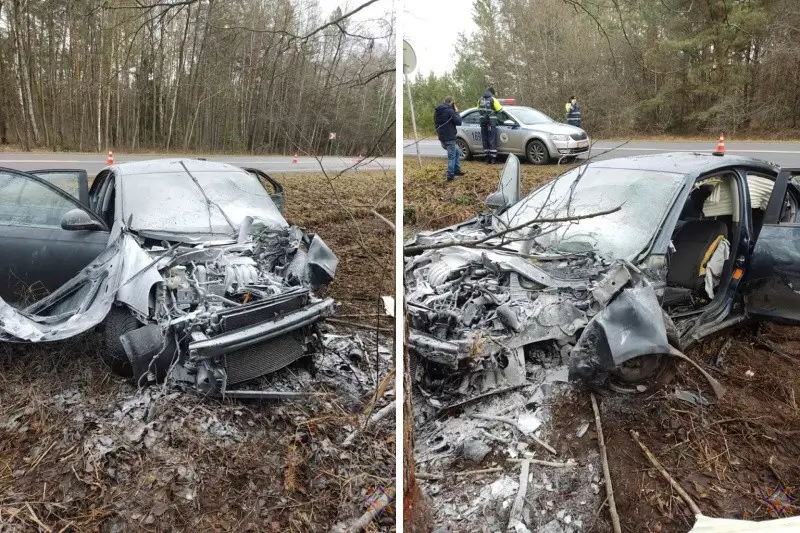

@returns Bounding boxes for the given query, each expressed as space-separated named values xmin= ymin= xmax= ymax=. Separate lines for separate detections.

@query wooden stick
xmin=507 ymin=459 xmax=531 ymax=530
xmin=342 ymin=400 xmax=396 ymax=447
xmin=590 ymin=393 xmax=622 ymax=533
xmin=507 ymin=458 xmax=577 ymax=468
xmin=630 ymin=429 xmax=702 ymax=515
xmin=469 ymin=413 xmax=557 ymax=455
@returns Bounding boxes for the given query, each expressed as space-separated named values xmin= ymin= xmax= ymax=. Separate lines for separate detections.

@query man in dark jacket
xmin=478 ymin=86 xmax=503 ymax=164
xmin=434 ymin=96 xmax=465 ymax=181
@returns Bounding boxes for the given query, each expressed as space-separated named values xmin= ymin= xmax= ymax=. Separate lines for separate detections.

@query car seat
xmin=667 ymin=219 xmax=729 ymax=292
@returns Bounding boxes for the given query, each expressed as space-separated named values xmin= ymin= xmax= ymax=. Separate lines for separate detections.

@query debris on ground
xmin=0 ymin=328 xmax=394 ymax=531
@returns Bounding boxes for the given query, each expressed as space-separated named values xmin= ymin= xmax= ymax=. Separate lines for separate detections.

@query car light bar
xmin=497 ymin=98 xmax=516 ymax=105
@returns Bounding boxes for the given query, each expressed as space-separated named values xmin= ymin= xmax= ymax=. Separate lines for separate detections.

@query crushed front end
xmin=405 ymin=229 xmax=671 ymax=405
xmin=122 ymin=224 xmax=338 ymax=397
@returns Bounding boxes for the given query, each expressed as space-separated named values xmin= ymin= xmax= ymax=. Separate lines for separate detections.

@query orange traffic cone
xmin=106 ymin=150 xmax=114 ymax=165
xmin=713 ymin=132 xmax=725 ymax=156
xmin=292 ymin=153 xmax=298 ymax=164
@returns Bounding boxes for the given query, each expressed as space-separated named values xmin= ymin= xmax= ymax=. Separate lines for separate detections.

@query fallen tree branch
xmin=403 ymin=205 xmax=623 ymax=255
xmin=469 ymin=413 xmax=557 ymax=455
xmin=507 ymin=458 xmax=577 ymax=468
xmin=630 ymin=429 xmax=701 ymax=515
xmin=590 ymin=393 xmax=621 ymax=533
xmin=507 ymin=459 xmax=530 ymax=530
xmin=668 ymin=346 xmax=725 ymax=399
xmin=370 ymin=208 xmax=395 ymax=231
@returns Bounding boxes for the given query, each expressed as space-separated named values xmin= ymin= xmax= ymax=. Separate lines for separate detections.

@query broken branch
xmin=342 ymin=400 xmax=396 ymax=447
xmin=507 ymin=458 xmax=577 ymax=468
xmin=630 ymin=429 xmax=701 ymax=515
xmin=590 ymin=393 xmax=621 ymax=533
xmin=403 ymin=205 xmax=623 ymax=255
xmin=507 ymin=459 xmax=530 ymax=530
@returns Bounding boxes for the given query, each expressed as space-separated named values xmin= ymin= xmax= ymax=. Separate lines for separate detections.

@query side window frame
xmin=0 ymin=168 xmax=109 ymax=231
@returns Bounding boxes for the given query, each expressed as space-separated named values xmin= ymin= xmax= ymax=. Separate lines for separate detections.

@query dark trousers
xmin=480 ymin=120 xmax=498 ymax=162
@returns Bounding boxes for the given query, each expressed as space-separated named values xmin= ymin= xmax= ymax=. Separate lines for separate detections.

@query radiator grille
xmin=223 ymin=333 xmax=305 ymax=384
xmin=570 ymin=132 xmax=588 ymax=141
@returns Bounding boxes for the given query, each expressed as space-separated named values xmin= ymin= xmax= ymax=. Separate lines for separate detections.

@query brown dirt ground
xmin=0 ymin=169 xmax=396 ymax=532
xmin=405 ymin=155 xmax=800 ymax=532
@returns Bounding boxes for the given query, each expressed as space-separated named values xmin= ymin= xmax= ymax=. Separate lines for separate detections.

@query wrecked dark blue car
xmin=0 ymin=159 xmax=338 ymax=398
xmin=405 ymin=152 xmax=800 ymax=403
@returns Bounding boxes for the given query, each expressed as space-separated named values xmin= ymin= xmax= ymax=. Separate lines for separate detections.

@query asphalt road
xmin=0 ymin=152 xmax=395 ymax=175
xmin=403 ymin=138 xmax=800 ymax=167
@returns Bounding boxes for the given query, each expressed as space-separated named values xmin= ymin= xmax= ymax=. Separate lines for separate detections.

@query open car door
xmin=29 ymin=169 xmax=90 ymax=206
xmin=243 ymin=168 xmax=285 ymax=213
xmin=743 ymin=168 xmax=800 ymax=322
xmin=0 ymin=168 xmax=109 ymax=306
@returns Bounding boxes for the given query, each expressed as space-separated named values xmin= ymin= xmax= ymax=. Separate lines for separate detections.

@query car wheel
xmin=101 ymin=307 xmax=139 ymax=377
xmin=456 ymin=138 xmax=472 ymax=160
xmin=526 ymin=139 xmax=550 ymax=165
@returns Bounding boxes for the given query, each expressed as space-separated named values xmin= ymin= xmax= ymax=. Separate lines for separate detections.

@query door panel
xmin=460 ymin=111 xmax=483 ymax=152
xmin=0 ymin=169 xmax=109 ymax=305
xmin=498 ymin=111 xmax=524 ymax=153
xmin=744 ymin=168 xmax=800 ymax=322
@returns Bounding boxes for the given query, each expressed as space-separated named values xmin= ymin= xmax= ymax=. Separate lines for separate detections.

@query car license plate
xmin=577 ymin=140 xmax=589 ymax=148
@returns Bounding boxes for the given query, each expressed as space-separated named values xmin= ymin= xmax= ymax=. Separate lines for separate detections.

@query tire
xmin=101 ymin=307 xmax=140 ymax=377
xmin=609 ymin=310 xmax=680 ymax=392
xmin=526 ymin=139 xmax=550 ymax=165
xmin=456 ymin=138 xmax=472 ymax=160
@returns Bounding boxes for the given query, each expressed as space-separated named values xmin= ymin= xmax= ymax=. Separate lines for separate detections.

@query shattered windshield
xmin=121 ymin=168 xmax=287 ymax=235
xmin=498 ymin=166 xmax=685 ymax=260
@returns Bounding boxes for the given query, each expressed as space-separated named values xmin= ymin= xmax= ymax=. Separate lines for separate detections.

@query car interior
xmin=664 ymin=169 xmax=800 ymax=312
xmin=664 ymin=171 xmax=742 ymax=311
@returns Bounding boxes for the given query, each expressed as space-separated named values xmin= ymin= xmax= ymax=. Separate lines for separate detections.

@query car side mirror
xmin=486 ymin=154 xmax=521 ymax=213
xmin=503 ymin=119 xmax=517 ymax=127
xmin=61 ymin=208 xmax=104 ymax=231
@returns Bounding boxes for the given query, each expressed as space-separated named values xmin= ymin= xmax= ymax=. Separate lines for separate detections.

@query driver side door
xmin=743 ymin=168 xmax=800 ymax=322
xmin=0 ymin=168 xmax=109 ymax=306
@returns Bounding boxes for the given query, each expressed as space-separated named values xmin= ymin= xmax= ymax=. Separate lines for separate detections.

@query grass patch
xmin=403 ymin=157 xmax=575 ymax=233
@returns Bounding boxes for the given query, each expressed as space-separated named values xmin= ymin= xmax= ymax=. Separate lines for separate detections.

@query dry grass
xmin=403 ymin=157 xmax=575 ymax=234
xmin=276 ymin=170 xmax=395 ymax=321
xmin=0 ymin=169 xmax=396 ymax=532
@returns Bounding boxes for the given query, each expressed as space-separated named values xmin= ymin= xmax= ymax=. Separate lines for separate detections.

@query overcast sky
xmin=316 ymin=0 xmax=394 ymax=25
xmin=402 ymin=0 xmax=476 ymax=76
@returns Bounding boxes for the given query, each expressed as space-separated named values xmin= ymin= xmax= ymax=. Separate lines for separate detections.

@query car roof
xmin=585 ymin=152 xmax=779 ymax=176
xmin=110 ymin=158 xmax=245 ymax=176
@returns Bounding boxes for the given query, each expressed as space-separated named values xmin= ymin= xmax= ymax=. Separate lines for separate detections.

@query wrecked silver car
xmin=0 ymin=160 xmax=338 ymax=398
xmin=406 ymin=153 xmax=800 ymax=404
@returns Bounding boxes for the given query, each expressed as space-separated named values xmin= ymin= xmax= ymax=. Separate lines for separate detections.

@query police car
xmin=456 ymin=104 xmax=590 ymax=165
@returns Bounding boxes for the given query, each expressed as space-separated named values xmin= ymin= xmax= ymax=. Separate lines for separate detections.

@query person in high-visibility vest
xmin=478 ymin=86 xmax=503 ymax=164
xmin=566 ymin=95 xmax=581 ymax=128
